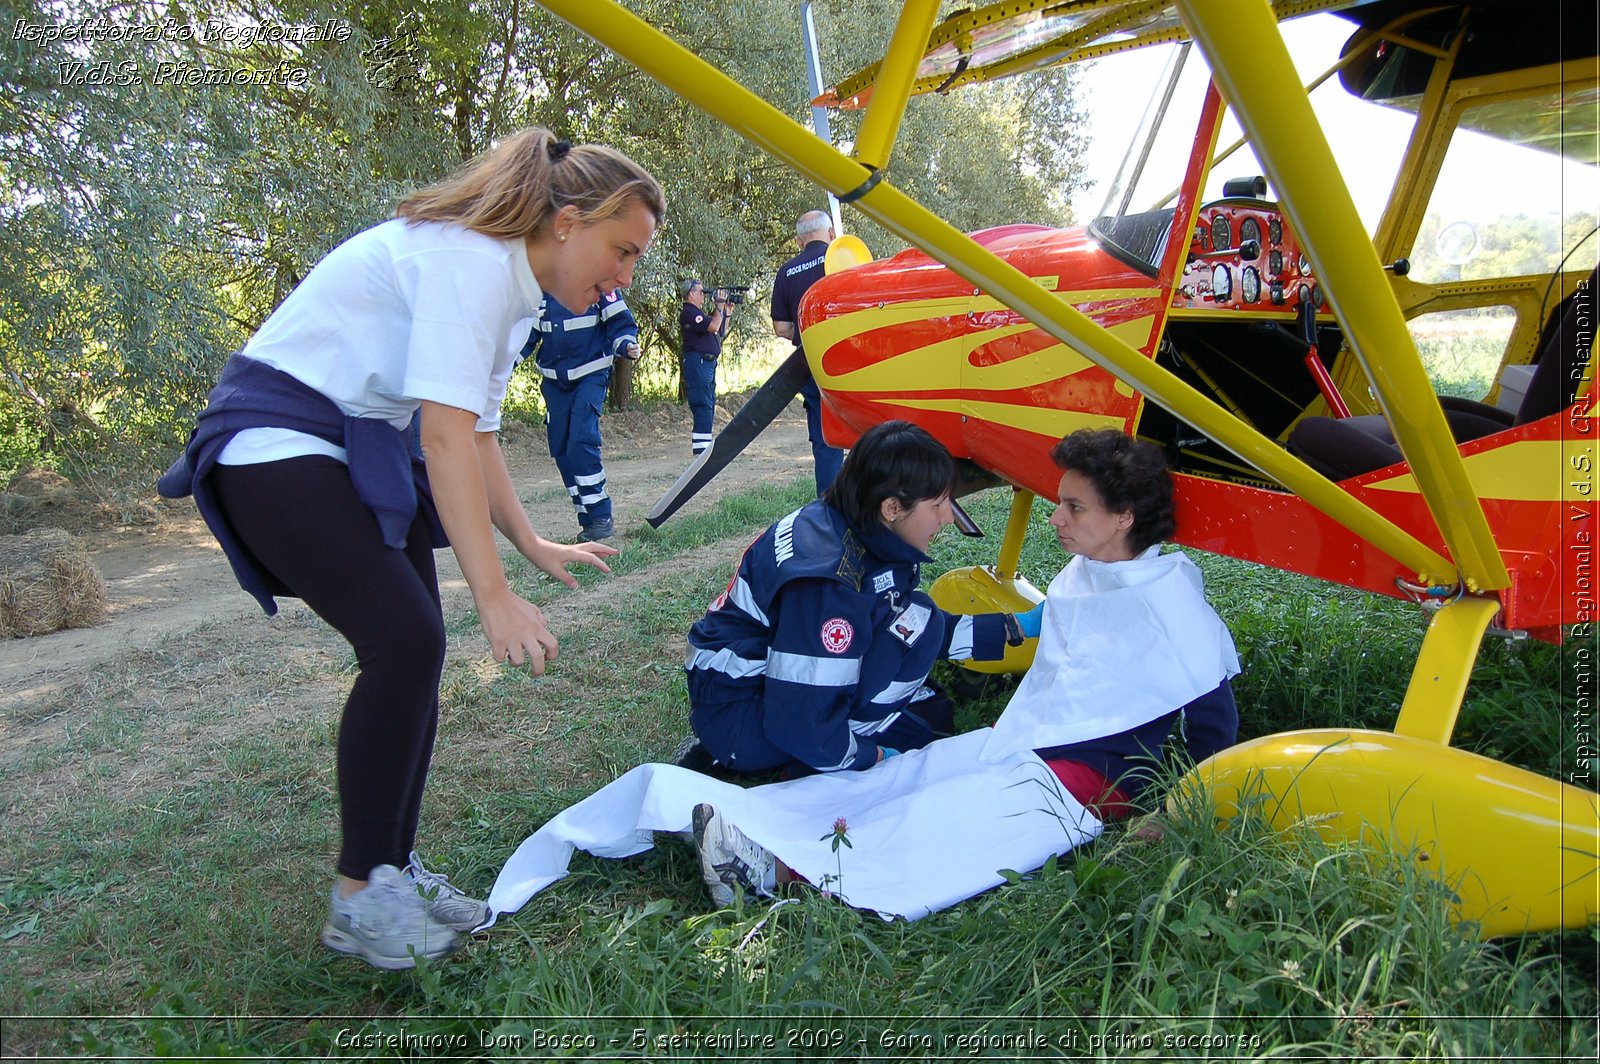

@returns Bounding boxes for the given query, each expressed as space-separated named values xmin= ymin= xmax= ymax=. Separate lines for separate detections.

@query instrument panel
xmin=1174 ymin=201 xmax=1325 ymax=313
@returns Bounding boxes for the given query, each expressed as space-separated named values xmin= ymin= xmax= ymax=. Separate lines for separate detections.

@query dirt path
xmin=0 ymin=401 xmax=815 ymax=716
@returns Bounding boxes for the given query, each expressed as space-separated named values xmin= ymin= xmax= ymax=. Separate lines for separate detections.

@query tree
xmin=0 ymin=0 xmax=1090 ymax=479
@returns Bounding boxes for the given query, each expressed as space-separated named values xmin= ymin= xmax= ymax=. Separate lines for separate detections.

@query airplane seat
xmin=1288 ymin=265 xmax=1596 ymax=481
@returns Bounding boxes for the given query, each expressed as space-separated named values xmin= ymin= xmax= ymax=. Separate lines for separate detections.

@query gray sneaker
xmin=406 ymin=851 xmax=489 ymax=931
xmin=320 ymin=864 xmax=459 ymax=970
xmin=692 ymin=803 xmax=776 ymax=907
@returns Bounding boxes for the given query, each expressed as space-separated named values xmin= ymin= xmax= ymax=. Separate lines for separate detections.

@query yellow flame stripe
xmin=805 ymin=291 xmax=1157 ymax=393
xmin=971 ymin=287 xmax=1156 ymax=309
xmin=1366 ymin=438 xmax=1599 ymax=503
xmin=871 ymin=397 xmax=1127 ymax=438
xmin=803 ymin=288 xmax=1155 ymax=363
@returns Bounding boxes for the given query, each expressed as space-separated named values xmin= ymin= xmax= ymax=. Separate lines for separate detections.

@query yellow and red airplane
xmin=544 ymin=0 xmax=1598 ymax=938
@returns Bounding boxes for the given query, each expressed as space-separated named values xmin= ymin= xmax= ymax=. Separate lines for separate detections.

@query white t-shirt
xmin=218 ymin=218 xmax=542 ymax=464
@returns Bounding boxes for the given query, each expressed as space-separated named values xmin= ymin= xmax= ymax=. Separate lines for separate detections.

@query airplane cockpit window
xmin=1409 ymin=307 xmax=1519 ymax=400
xmin=1407 ymin=86 xmax=1599 ymax=285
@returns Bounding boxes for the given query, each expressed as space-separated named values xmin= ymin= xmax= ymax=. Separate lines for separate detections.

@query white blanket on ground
xmin=482 ymin=730 xmax=1101 ymax=924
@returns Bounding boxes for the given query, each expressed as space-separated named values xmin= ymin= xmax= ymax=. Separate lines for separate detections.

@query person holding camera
xmin=679 ymin=279 xmax=730 ymax=456
xmin=516 ymin=288 xmax=640 ymax=541
xmin=771 ymin=210 xmax=847 ymax=494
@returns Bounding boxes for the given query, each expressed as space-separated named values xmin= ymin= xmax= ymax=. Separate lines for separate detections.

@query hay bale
xmin=0 ymin=527 xmax=107 ymax=637
xmin=2 ymin=468 xmax=107 ymax=534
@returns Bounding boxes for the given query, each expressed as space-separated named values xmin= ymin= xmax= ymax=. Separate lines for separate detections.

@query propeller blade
xmin=646 ymin=348 xmax=813 ymax=527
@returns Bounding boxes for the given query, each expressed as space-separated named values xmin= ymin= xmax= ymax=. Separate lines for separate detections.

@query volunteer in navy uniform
xmin=771 ymin=209 xmax=847 ymax=494
xmin=679 ymin=279 xmax=728 ymax=456
xmin=681 ymin=420 xmax=1030 ymax=777
xmin=159 ymin=129 xmax=662 ymax=969
xmin=516 ymin=288 xmax=640 ymax=541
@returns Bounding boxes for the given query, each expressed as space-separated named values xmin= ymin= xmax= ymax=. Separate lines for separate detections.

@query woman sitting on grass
xmin=981 ymin=427 xmax=1240 ymax=817
xmin=677 ymin=419 xmax=1030 ymax=779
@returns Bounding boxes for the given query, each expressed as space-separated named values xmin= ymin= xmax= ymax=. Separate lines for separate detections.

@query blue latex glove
xmin=878 ymin=746 xmax=900 ymax=761
xmin=1016 ymin=603 xmax=1045 ymax=639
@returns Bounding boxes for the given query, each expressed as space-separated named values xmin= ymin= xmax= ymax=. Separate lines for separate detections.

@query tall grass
xmin=1 ymin=480 xmax=1592 ymax=1059
xmin=1409 ymin=308 xmax=1515 ymax=400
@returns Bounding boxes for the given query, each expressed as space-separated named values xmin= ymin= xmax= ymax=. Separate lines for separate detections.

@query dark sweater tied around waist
xmin=158 ymin=354 xmax=447 ymax=614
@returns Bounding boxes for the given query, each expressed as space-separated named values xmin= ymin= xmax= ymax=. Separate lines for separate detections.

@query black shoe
xmin=579 ymin=516 xmax=614 ymax=542
xmin=670 ymin=734 xmax=715 ymax=774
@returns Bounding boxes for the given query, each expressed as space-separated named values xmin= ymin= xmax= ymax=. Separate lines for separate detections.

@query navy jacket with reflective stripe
xmin=687 ymin=499 xmax=1008 ymax=771
xmin=519 ymin=291 xmax=638 ymax=382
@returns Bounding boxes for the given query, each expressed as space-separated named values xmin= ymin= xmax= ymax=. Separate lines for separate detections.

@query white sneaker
xmin=320 ymin=865 xmax=459 ymax=970
xmin=692 ymin=803 xmax=776 ymax=907
xmin=406 ymin=851 xmax=489 ymax=931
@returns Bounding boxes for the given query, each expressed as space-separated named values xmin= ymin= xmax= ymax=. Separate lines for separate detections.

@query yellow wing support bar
xmin=1178 ymin=0 xmax=1510 ymax=593
xmin=534 ymin=0 xmax=1457 ymax=586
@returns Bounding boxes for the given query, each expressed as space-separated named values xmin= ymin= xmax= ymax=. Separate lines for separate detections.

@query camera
xmin=712 ymin=285 xmax=750 ymax=306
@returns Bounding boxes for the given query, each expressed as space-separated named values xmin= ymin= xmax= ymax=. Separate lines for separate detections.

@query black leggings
xmin=211 ymin=456 xmax=446 ymax=880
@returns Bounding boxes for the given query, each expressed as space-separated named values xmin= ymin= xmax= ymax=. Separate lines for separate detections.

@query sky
xmin=1067 ymin=14 xmax=1405 ymax=226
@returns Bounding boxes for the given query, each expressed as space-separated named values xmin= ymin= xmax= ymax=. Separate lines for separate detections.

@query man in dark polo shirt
xmin=770 ymin=210 xmax=846 ymax=494
xmin=679 ymin=279 xmax=729 ymax=456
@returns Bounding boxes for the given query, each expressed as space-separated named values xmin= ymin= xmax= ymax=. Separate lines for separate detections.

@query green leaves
xmin=2 ymin=0 xmax=1096 ymax=480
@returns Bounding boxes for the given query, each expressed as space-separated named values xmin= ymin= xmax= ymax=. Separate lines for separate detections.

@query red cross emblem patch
xmin=820 ymin=617 xmax=854 ymax=654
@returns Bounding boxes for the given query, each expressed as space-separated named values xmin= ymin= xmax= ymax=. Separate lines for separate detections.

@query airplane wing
xmin=818 ymin=0 xmax=1362 ymax=109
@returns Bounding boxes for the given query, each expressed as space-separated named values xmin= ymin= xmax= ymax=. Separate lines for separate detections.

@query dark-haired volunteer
xmin=679 ymin=279 xmax=727 ymax=456
xmin=684 ymin=420 xmax=1033 ymax=776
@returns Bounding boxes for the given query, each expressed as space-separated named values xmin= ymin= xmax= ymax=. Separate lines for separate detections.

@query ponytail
xmin=396 ymin=128 xmax=664 ymax=239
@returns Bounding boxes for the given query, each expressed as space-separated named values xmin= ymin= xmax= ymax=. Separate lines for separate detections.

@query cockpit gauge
xmin=1210 ymin=214 xmax=1231 ymax=251
xmin=1211 ymin=263 xmax=1232 ymax=301
xmin=1239 ymin=218 xmax=1261 ymax=248
xmin=1240 ymin=265 xmax=1261 ymax=304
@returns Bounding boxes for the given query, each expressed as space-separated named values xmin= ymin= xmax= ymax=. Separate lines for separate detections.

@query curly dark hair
xmin=823 ymin=420 xmax=954 ymax=532
xmin=1050 ymin=429 xmax=1175 ymax=555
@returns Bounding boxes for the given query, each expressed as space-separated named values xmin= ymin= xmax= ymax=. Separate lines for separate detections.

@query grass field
xmin=1 ymin=480 xmax=1594 ymax=1060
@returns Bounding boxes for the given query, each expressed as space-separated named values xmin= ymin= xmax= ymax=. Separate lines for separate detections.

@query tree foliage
xmin=0 ymin=0 xmax=1090 ymax=481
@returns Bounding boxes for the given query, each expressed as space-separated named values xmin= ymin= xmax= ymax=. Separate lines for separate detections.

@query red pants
xmin=1044 ymin=759 xmax=1134 ymax=821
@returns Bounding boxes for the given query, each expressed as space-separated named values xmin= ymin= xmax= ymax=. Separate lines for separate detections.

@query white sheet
xmin=981 ymin=547 xmax=1240 ymax=762
xmin=482 ymin=730 xmax=1101 ymax=925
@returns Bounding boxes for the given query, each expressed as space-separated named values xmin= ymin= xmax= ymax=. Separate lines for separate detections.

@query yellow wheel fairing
xmin=929 ymin=566 xmax=1045 ymax=676
xmin=1187 ymin=729 xmax=1600 ymax=938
